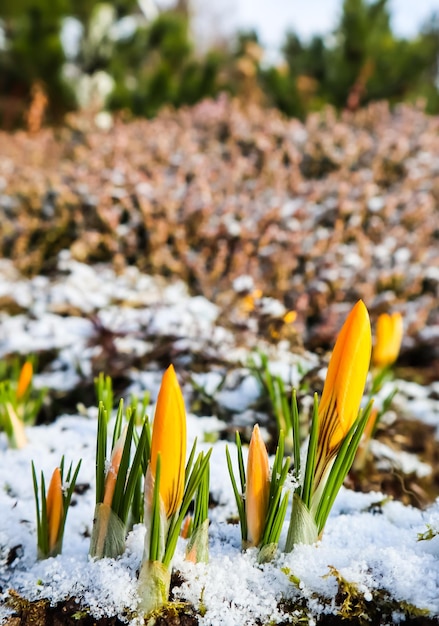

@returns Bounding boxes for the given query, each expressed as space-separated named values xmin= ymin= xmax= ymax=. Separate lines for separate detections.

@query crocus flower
xmin=372 ymin=312 xmax=403 ymax=368
xmin=46 ymin=467 xmax=63 ymax=553
xmin=245 ymin=424 xmax=270 ymax=547
xmin=149 ymin=365 xmax=186 ymax=518
xmin=314 ymin=300 xmax=372 ymax=491
xmin=16 ymin=361 xmax=33 ymax=400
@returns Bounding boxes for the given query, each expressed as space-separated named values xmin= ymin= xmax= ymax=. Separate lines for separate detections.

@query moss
xmin=145 ymin=602 xmax=199 ymax=626
xmin=417 ymin=524 xmax=439 ymax=542
xmin=326 ymin=565 xmax=430 ymax=624
xmin=278 ymin=566 xmax=433 ymax=625
xmin=325 ymin=565 xmax=370 ymax=622
xmin=7 ymin=591 xmax=48 ymax=626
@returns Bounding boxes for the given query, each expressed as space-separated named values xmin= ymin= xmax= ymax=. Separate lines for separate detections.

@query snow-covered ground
xmin=0 ymin=254 xmax=438 ymax=625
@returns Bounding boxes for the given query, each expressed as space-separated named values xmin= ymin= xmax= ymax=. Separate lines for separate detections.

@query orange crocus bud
xmin=245 ymin=424 xmax=270 ymax=547
xmin=314 ymin=300 xmax=372 ymax=488
xmin=46 ymin=467 xmax=63 ymax=552
xmin=102 ymin=429 xmax=126 ymax=507
xmin=372 ymin=312 xmax=403 ymax=368
xmin=17 ymin=361 xmax=33 ymax=400
xmin=149 ymin=365 xmax=186 ymax=518
xmin=181 ymin=515 xmax=192 ymax=540
xmin=363 ymin=407 xmax=379 ymax=441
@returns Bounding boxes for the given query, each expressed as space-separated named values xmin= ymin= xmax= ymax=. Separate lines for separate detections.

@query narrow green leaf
xmin=185 ymin=438 xmax=198 ymax=485
xmin=149 ymin=455 xmax=162 ymax=562
xmin=113 ymin=414 xmax=135 ymax=518
xmin=235 ymin=432 xmax=246 ymax=495
xmin=193 ymin=456 xmax=210 ymax=530
xmin=270 ymin=492 xmax=289 ymax=545
xmin=120 ymin=423 xmax=148 ymax=523
xmin=291 ymin=389 xmax=301 ymax=480
xmin=226 ymin=444 xmax=246 ymax=541
xmin=301 ymin=393 xmax=319 ymax=508
xmin=261 ymin=453 xmax=290 ymax=548
xmin=40 ymin=472 xmax=48 ymax=556
xmin=58 ymin=459 xmax=81 ymax=542
xmin=112 ymin=399 xmax=124 ymax=450
xmin=31 ymin=462 xmax=42 ymax=548
xmin=96 ymin=402 xmax=107 ymax=505
xmin=163 ymin=449 xmax=212 ymax=567
xmin=315 ymin=402 xmax=372 ymax=532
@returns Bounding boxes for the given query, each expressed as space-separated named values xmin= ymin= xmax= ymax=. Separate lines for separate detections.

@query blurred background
xmin=1 ymin=0 xmax=438 ymax=129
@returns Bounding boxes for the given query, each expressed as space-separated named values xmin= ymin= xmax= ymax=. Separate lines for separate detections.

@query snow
xmin=1 ymin=255 xmax=439 ymax=624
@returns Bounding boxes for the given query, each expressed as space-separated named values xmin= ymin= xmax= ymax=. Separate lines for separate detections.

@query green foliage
xmin=108 ymin=11 xmax=225 ymax=118
xmin=94 ymin=399 xmax=149 ymax=523
xmin=146 ymin=442 xmax=212 ymax=568
xmin=0 ymin=0 xmax=74 ymax=124
xmin=94 ymin=372 xmax=113 ymax=421
xmin=248 ymin=352 xmax=295 ymax=450
xmin=285 ymin=396 xmax=373 ymax=551
xmin=0 ymin=0 xmax=438 ymax=125
xmin=90 ymin=393 xmax=150 ymax=559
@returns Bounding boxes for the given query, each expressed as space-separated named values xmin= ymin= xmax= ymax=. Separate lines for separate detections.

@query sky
xmin=187 ymin=0 xmax=439 ymax=53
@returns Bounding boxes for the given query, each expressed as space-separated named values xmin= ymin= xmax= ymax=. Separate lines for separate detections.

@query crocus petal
xmin=6 ymin=402 xmax=27 ymax=448
xmin=149 ymin=365 xmax=186 ymax=518
xmin=245 ymin=424 xmax=270 ymax=547
xmin=46 ymin=467 xmax=63 ymax=552
xmin=17 ymin=361 xmax=33 ymax=400
xmin=373 ymin=312 xmax=403 ymax=368
xmin=315 ymin=300 xmax=371 ymax=482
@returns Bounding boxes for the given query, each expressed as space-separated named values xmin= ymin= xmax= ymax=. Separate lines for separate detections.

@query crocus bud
xmin=149 ymin=365 xmax=186 ymax=518
xmin=46 ymin=467 xmax=63 ymax=553
xmin=372 ymin=312 xmax=403 ymax=368
xmin=314 ymin=300 xmax=372 ymax=489
xmin=17 ymin=361 xmax=33 ymax=400
xmin=245 ymin=424 xmax=270 ymax=547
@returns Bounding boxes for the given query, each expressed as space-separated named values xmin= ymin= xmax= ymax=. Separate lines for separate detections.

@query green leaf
xmin=163 ymin=448 xmax=212 ymax=567
xmin=285 ymin=492 xmax=318 ymax=551
xmin=89 ymin=503 xmax=126 ymax=559
xmin=94 ymin=373 xmax=113 ymax=419
xmin=112 ymin=413 xmax=135 ymax=518
xmin=149 ymin=455 xmax=162 ymax=562
xmin=291 ymin=389 xmax=301 ymax=481
xmin=96 ymin=402 xmax=108 ymax=505
xmin=226 ymin=443 xmax=247 ymax=542
xmin=193 ymin=457 xmax=209 ymax=530
xmin=235 ymin=432 xmax=246 ymax=494
xmin=301 ymin=393 xmax=319 ymax=508
xmin=314 ymin=402 xmax=373 ymax=533
xmin=119 ymin=421 xmax=149 ymax=524
xmin=112 ymin=399 xmax=124 ymax=450
xmin=60 ymin=458 xmax=82 ymax=539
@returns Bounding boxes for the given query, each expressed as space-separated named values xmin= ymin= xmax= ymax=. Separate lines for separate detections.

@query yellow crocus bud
xmin=46 ymin=467 xmax=63 ymax=553
xmin=372 ymin=312 xmax=403 ymax=368
xmin=149 ymin=365 xmax=187 ymax=518
xmin=245 ymin=424 xmax=270 ymax=547
xmin=17 ymin=361 xmax=33 ymax=400
xmin=314 ymin=300 xmax=372 ymax=489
